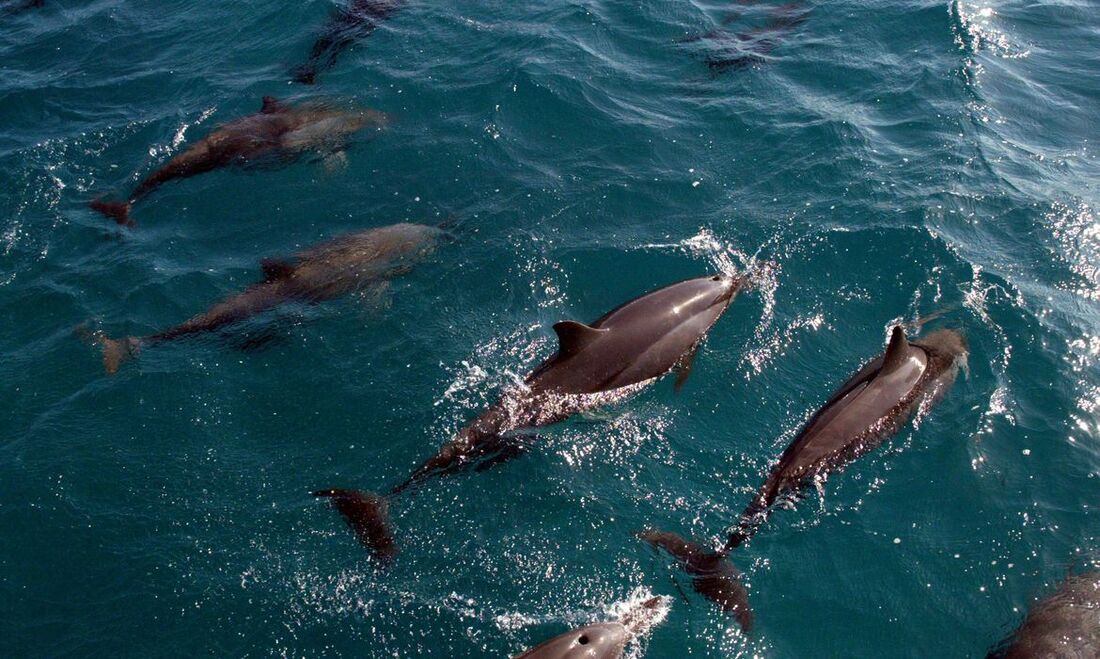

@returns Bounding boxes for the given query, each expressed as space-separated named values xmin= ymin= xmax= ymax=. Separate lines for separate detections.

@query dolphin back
xmin=987 ymin=571 xmax=1100 ymax=658
xmin=527 ymin=275 xmax=739 ymax=394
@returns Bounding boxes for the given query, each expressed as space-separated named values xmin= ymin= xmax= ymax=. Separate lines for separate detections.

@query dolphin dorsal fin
xmin=261 ymin=96 xmax=287 ymax=114
xmin=881 ymin=326 xmax=911 ymax=375
xmin=552 ymin=321 xmax=608 ymax=359
xmin=260 ymin=258 xmax=295 ymax=282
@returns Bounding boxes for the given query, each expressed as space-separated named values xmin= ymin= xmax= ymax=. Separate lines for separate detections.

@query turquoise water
xmin=2 ymin=0 xmax=1098 ymax=656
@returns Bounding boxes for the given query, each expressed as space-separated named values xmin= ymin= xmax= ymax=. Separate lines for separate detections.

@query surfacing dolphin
xmin=92 ymin=222 xmax=443 ymax=374
xmin=315 ymin=274 xmax=745 ymax=558
xmin=987 ymin=571 xmax=1100 ymax=658
xmin=292 ymin=0 xmax=406 ymax=84
xmin=514 ymin=596 xmax=667 ymax=659
xmin=642 ymin=326 xmax=967 ymax=629
xmin=89 ymin=96 xmax=387 ymax=226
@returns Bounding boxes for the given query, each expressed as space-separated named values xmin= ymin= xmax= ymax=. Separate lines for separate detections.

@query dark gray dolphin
xmin=987 ymin=571 xmax=1100 ymax=658
xmin=292 ymin=0 xmax=406 ymax=85
xmin=316 ymin=274 xmax=743 ymax=557
xmin=642 ymin=326 xmax=967 ymax=629
xmin=89 ymin=96 xmax=387 ymax=226
xmin=93 ymin=222 xmax=443 ymax=374
xmin=514 ymin=596 xmax=666 ymax=659
xmin=681 ymin=2 xmax=809 ymax=72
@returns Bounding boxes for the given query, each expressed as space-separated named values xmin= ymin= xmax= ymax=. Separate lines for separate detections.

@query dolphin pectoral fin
xmin=225 ymin=309 xmax=306 ymax=352
xmin=673 ymin=344 xmax=700 ymax=394
xmin=260 ymin=258 xmax=296 ymax=282
xmin=638 ymin=529 xmax=753 ymax=631
xmin=552 ymin=321 xmax=608 ymax=359
xmin=226 ymin=323 xmax=291 ymax=352
xmin=313 ymin=489 xmax=397 ymax=562
xmin=227 ymin=329 xmax=282 ymax=352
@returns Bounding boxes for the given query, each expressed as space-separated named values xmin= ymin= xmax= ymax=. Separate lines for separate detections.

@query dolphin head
xmin=913 ymin=328 xmax=969 ymax=381
xmin=335 ymin=107 xmax=390 ymax=135
xmin=379 ymin=223 xmax=446 ymax=261
xmin=278 ymin=104 xmax=389 ymax=152
xmin=666 ymin=274 xmax=740 ymax=320
xmin=919 ymin=328 xmax=967 ymax=355
xmin=515 ymin=622 xmax=629 ymax=659
xmin=915 ymin=328 xmax=968 ymax=363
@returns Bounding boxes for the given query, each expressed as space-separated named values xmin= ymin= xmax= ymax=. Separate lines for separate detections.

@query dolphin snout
xmin=710 ymin=274 xmax=739 ymax=306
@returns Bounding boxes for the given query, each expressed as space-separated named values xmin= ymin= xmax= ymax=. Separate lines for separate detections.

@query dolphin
xmin=514 ymin=596 xmax=667 ymax=659
xmin=315 ymin=274 xmax=744 ymax=558
xmin=681 ymin=2 xmax=809 ymax=72
xmin=642 ymin=326 xmax=967 ymax=628
xmin=987 ymin=571 xmax=1100 ymax=658
xmin=92 ymin=222 xmax=443 ymax=374
xmin=89 ymin=96 xmax=387 ymax=226
xmin=292 ymin=0 xmax=406 ymax=85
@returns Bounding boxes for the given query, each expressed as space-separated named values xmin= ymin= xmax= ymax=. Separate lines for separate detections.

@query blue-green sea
xmin=2 ymin=0 xmax=1098 ymax=656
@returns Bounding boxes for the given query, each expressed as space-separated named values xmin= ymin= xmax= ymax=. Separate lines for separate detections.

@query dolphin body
xmin=514 ymin=596 xmax=666 ymax=659
xmin=89 ymin=96 xmax=387 ymax=226
xmin=987 ymin=571 xmax=1100 ymax=658
xmin=642 ymin=326 xmax=968 ymax=630
xmin=94 ymin=223 xmax=443 ymax=374
xmin=316 ymin=274 xmax=743 ymax=558
xmin=292 ymin=0 xmax=406 ymax=85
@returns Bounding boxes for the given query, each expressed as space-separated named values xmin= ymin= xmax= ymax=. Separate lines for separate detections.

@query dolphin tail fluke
xmin=638 ymin=529 xmax=753 ymax=631
xmin=88 ymin=199 xmax=133 ymax=227
xmin=312 ymin=489 xmax=397 ymax=562
xmin=96 ymin=335 xmax=139 ymax=375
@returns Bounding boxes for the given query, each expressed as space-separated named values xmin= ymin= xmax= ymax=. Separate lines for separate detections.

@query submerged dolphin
xmin=93 ymin=223 xmax=443 ymax=374
xmin=682 ymin=2 xmax=809 ymax=72
xmin=292 ymin=0 xmax=406 ymax=85
xmin=89 ymin=96 xmax=387 ymax=226
xmin=514 ymin=596 xmax=667 ymax=659
xmin=316 ymin=274 xmax=744 ymax=558
xmin=642 ymin=326 xmax=967 ymax=629
xmin=987 ymin=571 xmax=1100 ymax=658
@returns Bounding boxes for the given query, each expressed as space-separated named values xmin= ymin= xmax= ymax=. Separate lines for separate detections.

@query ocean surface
xmin=1 ymin=0 xmax=1098 ymax=656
